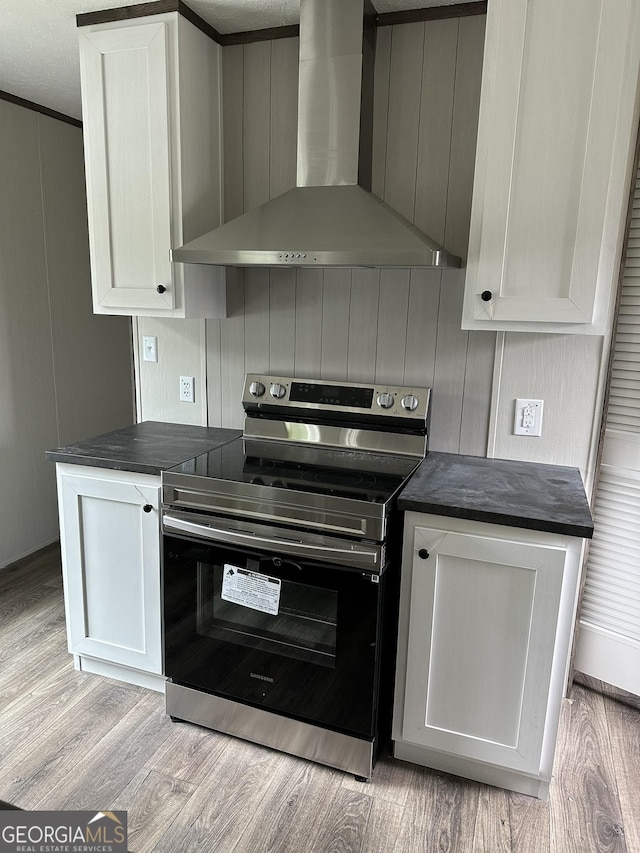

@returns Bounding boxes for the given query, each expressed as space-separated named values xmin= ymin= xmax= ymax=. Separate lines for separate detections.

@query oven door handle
xmin=163 ymin=514 xmax=382 ymax=569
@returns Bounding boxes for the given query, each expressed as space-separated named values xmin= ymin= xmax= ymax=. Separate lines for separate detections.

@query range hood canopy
xmin=172 ymin=0 xmax=461 ymax=270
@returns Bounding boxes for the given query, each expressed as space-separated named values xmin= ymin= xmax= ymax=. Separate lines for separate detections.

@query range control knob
xmin=249 ymin=381 xmax=266 ymax=398
xmin=401 ymin=394 xmax=419 ymax=412
xmin=270 ymin=383 xmax=287 ymax=400
xmin=377 ymin=392 xmax=394 ymax=409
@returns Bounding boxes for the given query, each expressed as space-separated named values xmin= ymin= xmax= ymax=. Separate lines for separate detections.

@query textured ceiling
xmin=0 ymin=0 xmax=468 ymax=122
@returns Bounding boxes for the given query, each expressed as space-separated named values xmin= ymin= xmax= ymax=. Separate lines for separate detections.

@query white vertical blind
xmin=581 ymin=470 xmax=640 ymax=643
xmin=577 ymin=165 xmax=640 ymax=693
xmin=608 ymin=180 xmax=640 ymax=431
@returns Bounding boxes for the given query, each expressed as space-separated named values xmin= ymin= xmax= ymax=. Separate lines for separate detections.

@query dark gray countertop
xmin=399 ymin=452 xmax=594 ymax=539
xmin=46 ymin=421 xmax=241 ymax=476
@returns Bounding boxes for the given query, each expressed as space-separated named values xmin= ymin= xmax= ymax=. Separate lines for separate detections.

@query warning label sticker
xmin=221 ymin=564 xmax=281 ymax=615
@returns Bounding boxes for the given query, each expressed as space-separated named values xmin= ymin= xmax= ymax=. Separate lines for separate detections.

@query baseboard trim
xmin=574 ymin=622 xmax=640 ymax=697
xmin=0 ymin=538 xmax=60 ymax=571
xmin=75 ymin=655 xmax=166 ymax=693
xmin=393 ymin=741 xmax=550 ymax=800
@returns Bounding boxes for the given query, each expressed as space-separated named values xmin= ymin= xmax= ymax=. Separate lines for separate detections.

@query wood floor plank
xmin=508 ymin=791 xmax=550 ymax=853
xmin=390 ymin=764 xmax=437 ymax=853
xmin=395 ymin=767 xmax=480 ymax=853
xmin=342 ymin=753 xmax=417 ymax=807
xmin=4 ymin=681 xmax=145 ymax=809
xmin=231 ymin=757 xmax=346 ymax=853
xmin=0 ymin=581 xmax=64 ymax=639
xmin=112 ymin=769 xmax=197 ymax=853
xmin=0 ymin=567 xmax=60 ymax=603
xmin=0 ymin=558 xmax=61 ymax=603
xmin=0 ymin=583 xmax=64 ymax=655
xmin=0 ymin=610 xmax=67 ymax=689
xmin=428 ymin=772 xmax=481 ymax=853
xmin=306 ymin=787 xmax=372 ymax=853
xmin=0 ymin=543 xmax=61 ymax=591
xmin=0 ymin=602 xmax=66 ymax=669
xmin=0 ymin=644 xmax=72 ymax=718
xmin=472 ymin=785 xmax=512 ymax=852
xmin=602 ymin=692 xmax=640 ymax=853
xmin=148 ymin=737 xmax=287 ymax=853
xmin=0 ymin=660 xmax=99 ymax=759
xmin=576 ymin=672 xmax=640 ymax=713
xmin=33 ymin=690 xmax=173 ymax=810
xmin=360 ymin=797 xmax=407 ymax=853
xmin=550 ymin=687 xmax=627 ymax=853
xmin=144 ymin=719 xmax=232 ymax=785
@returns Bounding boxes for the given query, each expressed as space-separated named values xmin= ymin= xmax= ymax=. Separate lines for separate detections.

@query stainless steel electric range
xmin=161 ymin=374 xmax=430 ymax=779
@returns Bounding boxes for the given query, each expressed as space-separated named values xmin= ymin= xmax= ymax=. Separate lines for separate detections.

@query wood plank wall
xmin=0 ymin=101 xmax=133 ymax=567
xmin=202 ymin=15 xmax=494 ymax=453
xmin=489 ymin=332 xmax=606 ymax=480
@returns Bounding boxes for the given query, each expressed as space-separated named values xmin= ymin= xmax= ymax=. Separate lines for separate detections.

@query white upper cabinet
xmin=79 ymin=13 xmax=227 ymax=318
xmin=462 ymin=0 xmax=640 ymax=334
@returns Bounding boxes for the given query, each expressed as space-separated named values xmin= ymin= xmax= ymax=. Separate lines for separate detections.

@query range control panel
xmin=242 ymin=374 xmax=430 ymax=422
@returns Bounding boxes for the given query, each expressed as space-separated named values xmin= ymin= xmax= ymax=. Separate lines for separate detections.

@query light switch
xmin=142 ymin=336 xmax=158 ymax=363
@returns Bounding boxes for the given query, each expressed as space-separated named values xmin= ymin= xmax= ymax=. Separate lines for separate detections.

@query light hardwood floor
xmin=1 ymin=544 xmax=638 ymax=853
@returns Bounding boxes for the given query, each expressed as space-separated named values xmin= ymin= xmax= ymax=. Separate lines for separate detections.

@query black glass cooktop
xmin=166 ymin=437 xmax=419 ymax=505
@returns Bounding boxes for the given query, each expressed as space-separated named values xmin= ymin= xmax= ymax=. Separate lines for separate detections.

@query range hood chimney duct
xmin=172 ymin=0 xmax=461 ymax=269
xmin=296 ymin=0 xmax=376 ymax=191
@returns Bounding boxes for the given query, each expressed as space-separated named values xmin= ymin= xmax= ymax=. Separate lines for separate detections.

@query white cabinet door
xmin=57 ymin=466 xmax=161 ymax=674
xmin=462 ymin=0 xmax=640 ymax=334
xmin=80 ymin=22 xmax=174 ymax=313
xmin=401 ymin=522 xmax=566 ymax=775
xmin=79 ymin=14 xmax=227 ymax=319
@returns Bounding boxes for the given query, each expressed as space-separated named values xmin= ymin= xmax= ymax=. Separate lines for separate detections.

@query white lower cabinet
xmin=56 ymin=463 xmax=164 ymax=691
xmin=393 ymin=511 xmax=583 ymax=799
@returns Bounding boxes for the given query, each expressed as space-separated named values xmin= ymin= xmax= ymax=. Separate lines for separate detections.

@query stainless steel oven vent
xmin=171 ymin=0 xmax=461 ymax=269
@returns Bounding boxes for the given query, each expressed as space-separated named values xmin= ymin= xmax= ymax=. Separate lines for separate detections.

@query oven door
xmin=162 ymin=528 xmax=388 ymax=740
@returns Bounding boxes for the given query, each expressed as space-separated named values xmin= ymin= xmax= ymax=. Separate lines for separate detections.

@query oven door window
xmin=163 ymin=535 xmax=386 ymax=739
xmin=198 ymin=562 xmax=338 ymax=669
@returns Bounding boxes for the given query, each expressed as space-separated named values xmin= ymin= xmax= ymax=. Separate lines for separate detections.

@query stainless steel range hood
xmin=172 ymin=0 xmax=461 ymax=269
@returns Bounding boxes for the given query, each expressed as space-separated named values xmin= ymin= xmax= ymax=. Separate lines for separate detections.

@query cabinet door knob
xmin=156 ymin=285 xmax=167 ymax=294
xmin=418 ymin=548 xmax=430 ymax=560
xmin=143 ymin=504 xmax=153 ymax=513
xmin=480 ymin=290 xmax=493 ymax=302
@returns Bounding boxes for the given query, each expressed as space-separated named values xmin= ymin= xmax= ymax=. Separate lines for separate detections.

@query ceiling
xmin=0 ymin=0 xmax=468 ymax=121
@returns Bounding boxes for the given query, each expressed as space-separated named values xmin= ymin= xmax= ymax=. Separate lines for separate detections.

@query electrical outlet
xmin=142 ymin=336 xmax=158 ymax=363
xmin=514 ymin=399 xmax=544 ymax=436
xmin=180 ymin=376 xmax=195 ymax=403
